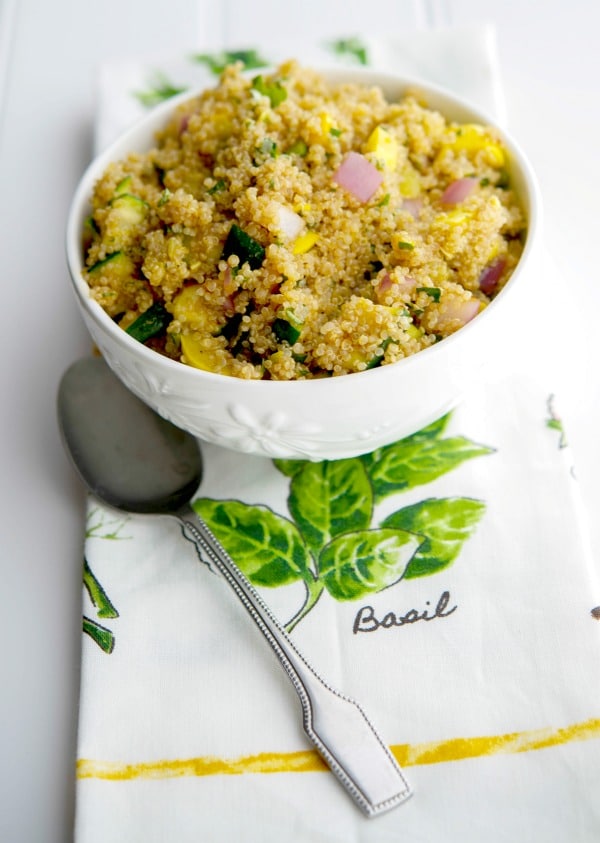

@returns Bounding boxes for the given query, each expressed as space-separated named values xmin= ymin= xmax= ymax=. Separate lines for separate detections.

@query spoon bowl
xmin=58 ymin=356 xmax=412 ymax=817
xmin=58 ymin=356 xmax=202 ymax=513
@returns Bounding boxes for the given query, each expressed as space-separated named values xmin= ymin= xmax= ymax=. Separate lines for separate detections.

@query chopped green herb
xmin=377 ymin=193 xmax=390 ymax=207
xmin=251 ymin=75 xmax=287 ymax=108
xmin=133 ymin=72 xmax=187 ymax=107
xmin=329 ymin=127 xmax=342 ymax=137
xmin=125 ymin=302 xmax=172 ymax=343
xmin=191 ymin=49 xmax=270 ymax=75
xmin=207 ymin=179 xmax=226 ymax=195
xmin=222 ymin=224 xmax=265 ymax=270
xmin=157 ymin=189 xmax=171 ymax=207
xmin=273 ymin=318 xmax=301 ymax=345
xmin=417 ymin=286 xmax=441 ymax=302
xmin=328 ymin=37 xmax=369 ymax=66
xmin=397 ymin=240 xmax=414 ymax=250
xmin=259 ymin=137 xmax=278 ymax=157
xmin=480 ymin=177 xmax=490 ymax=187
xmin=292 ymin=351 xmax=307 ymax=363
xmin=365 ymin=337 xmax=395 ymax=370
xmin=287 ymin=139 xmax=308 ymax=156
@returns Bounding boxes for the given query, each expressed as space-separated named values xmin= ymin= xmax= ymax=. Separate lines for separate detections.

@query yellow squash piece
xmin=448 ymin=124 xmax=505 ymax=167
xmin=364 ymin=126 xmax=398 ymax=170
xmin=292 ymin=231 xmax=319 ymax=255
xmin=180 ymin=334 xmax=229 ymax=373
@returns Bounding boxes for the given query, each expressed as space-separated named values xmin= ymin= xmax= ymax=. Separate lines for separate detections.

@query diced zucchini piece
xmin=272 ymin=318 xmax=301 ymax=345
xmin=87 ymin=251 xmax=128 ymax=274
xmin=114 ymin=176 xmax=132 ymax=196
xmin=222 ymin=224 xmax=265 ymax=270
xmin=125 ymin=302 xmax=172 ymax=343
xmin=109 ymin=193 xmax=149 ymax=225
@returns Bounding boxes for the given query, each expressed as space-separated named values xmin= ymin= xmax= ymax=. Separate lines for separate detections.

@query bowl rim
xmin=66 ymin=65 xmax=542 ymax=392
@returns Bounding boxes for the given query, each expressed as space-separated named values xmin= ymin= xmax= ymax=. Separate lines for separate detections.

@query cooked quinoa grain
xmin=83 ymin=61 xmax=525 ymax=380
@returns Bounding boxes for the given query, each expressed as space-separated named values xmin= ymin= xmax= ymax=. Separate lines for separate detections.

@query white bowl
xmin=66 ymin=67 xmax=542 ymax=460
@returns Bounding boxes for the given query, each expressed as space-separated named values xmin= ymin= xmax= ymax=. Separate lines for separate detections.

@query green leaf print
xmin=363 ymin=434 xmax=494 ymax=502
xmin=193 ymin=498 xmax=312 ymax=587
xmin=133 ymin=72 xmax=187 ymax=107
xmin=326 ymin=37 xmax=369 ymax=66
xmin=382 ymin=497 xmax=486 ymax=579
xmin=288 ymin=459 xmax=373 ymax=560
xmin=320 ymin=529 xmax=422 ymax=600
xmin=83 ymin=559 xmax=119 ymax=619
xmin=546 ymin=394 xmax=568 ymax=448
xmin=188 ymin=409 xmax=493 ymax=631
xmin=191 ymin=49 xmax=270 ymax=75
xmin=273 ymin=458 xmax=307 ymax=478
xmin=82 ymin=617 xmax=115 ymax=654
xmin=82 ymin=510 xmax=129 ymax=653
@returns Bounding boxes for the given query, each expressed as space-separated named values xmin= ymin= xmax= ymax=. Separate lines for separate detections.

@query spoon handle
xmin=177 ymin=504 xmax=412 ymax=817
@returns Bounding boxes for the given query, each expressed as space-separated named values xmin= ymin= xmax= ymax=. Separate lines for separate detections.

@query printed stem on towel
xmin=82 ymin=617 xmax=115 ymax=654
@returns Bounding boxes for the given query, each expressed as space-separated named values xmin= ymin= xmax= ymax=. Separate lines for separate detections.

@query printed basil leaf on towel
xmin=83 ymin=559 xmax=119 ymax=619
xmin=363 ymin=434 xmax=494 ymax=502
xmin=382 ymin=497 xmax=486 ymax=579
xmin=191 ymin=49 xmax=270 ymax=75
xmin=133 ymin=72 xmax=187 ymax=107
xmin=288 ymin=459 xmax=373 ymax=559
xmin=193 ymin=498 xmax=311 ymax=586
xmin=319 ymin=528 xmax=422 ymax=600
xmin=82 ymin=617 xmax=115 ymax=654
xmin=273 ymin=458 xmax=308 ymax=478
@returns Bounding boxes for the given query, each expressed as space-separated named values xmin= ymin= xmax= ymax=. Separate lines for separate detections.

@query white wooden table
xmin=1 ymin=1 xmax=598 ymax=840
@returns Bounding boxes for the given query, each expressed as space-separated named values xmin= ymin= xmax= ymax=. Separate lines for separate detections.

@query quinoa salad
xmin=83 ymin=61 xmax=525 ymax=380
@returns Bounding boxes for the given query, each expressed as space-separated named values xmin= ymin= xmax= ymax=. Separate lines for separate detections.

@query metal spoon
xmin=57 ymin=356 xmax=412 ymax=817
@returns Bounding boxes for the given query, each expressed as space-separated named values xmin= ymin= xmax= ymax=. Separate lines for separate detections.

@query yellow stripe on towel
xmin=77 ymin=716 xmax=600 ymax=781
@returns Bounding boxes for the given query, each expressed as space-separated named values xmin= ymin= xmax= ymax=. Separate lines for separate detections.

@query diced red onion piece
xmin=179 ymin=115 xmax=190 ymax=134
xmin=440 ymin=177 xmax=478 ymax=205
xmin=377 ymin=273 xmax=393 ymax=296
xmin=478 ymin=258 xmax=506 ymax=296
xmin=439 ymin=298 xmax=480 ymax=325
xmin=397 ymin=274 xmax=417 ymax=293
xmin=223 ymin=266 xmax=236 ymax=297
xmin=275 ymin=204 xmax=304 ymax=240
xmin=402 ymin=197 xmax=422 ymax=217
xmin=333 ymin=152 xmax=384 ymax=203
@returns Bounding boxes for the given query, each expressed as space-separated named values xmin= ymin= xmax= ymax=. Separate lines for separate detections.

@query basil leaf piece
xmin=288 ymin=459 xmax=373 ymax=560
xmin=364 ymin=435 xmax=494 ymax=502
xmin=382 ymin=497 xmax=486 ymax=578
xmin=251 ymin=75 xmax=287 ymax=108
xmin=192 ymin=498 xmax=311 ymax=586
xmin=319 ymin=528 xmax=422 ymax=601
